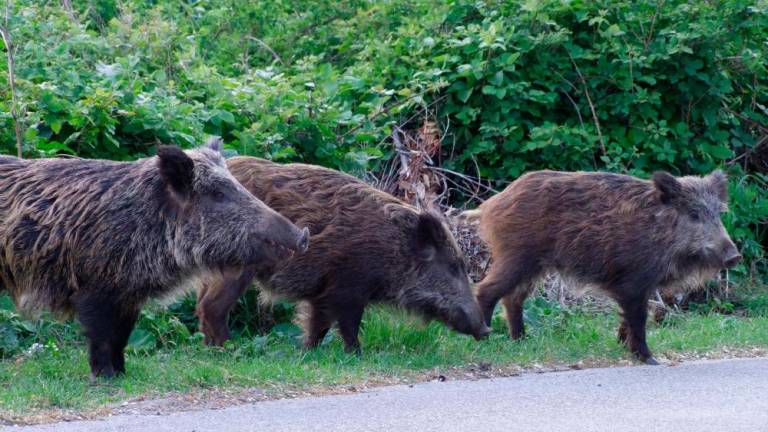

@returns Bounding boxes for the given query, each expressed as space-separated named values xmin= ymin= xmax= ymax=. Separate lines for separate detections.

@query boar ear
xmin=157 ymin=145 xmax=195 ymax=196
xmin=708 ymin=170 xmax=728 ymax=202
xmin=205 ymin=137 xmax=223 ymax=154
xmin=414 ymin=213 xmax=445 ymax=261
xmin=652 ymin=171 xmax=682 ymax=205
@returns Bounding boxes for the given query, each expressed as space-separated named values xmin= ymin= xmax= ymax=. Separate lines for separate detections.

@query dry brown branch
xmin=644 ymin=1 xmax=664 ymax=52
xmin=87 ymin=0 xmax=107 ymax=33
xmin=379 ymin=113 xmax=503 ymax=213
xmin=1 ymin=1 xmax=22 ymax=158
xmin=561 ymin=89 xmax=585 ymax=131
xmin=568 ymin=51 xmax=606 ymax=156
xmin=722 ymin=103 xmax=768 ymax=135
xmin=61 ymin=0 xmax=79 ymax=25
xmin=244 ymin=36 xmax=284 ymax=66
xmin=428 ymin=166 xmax=500 ymax=196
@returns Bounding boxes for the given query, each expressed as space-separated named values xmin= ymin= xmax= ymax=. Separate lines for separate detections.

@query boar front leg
xmin=197 ymin=266 xmax=256 ymax=346
xmin=476 ymin=255 xmax=541 ymax=328
xmin=616 ymin=289 xmax=658 ymax=365
xmin=73 ymin=293 xmax=122 ymax=379
xmin=110 ymin=307 xmax=139 ymax=375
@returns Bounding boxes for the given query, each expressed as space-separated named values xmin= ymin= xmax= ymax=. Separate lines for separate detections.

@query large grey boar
xmin=469 ymin=170 xmax=741 ymax=364
xmin=196 ymin=157 xmax=490 ymax=353
xmin=0 ymin=139 xmax=309 ymax=378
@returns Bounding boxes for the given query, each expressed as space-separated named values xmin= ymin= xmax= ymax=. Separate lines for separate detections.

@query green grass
xmin=1 ymin=302 xmax=767 ymax=422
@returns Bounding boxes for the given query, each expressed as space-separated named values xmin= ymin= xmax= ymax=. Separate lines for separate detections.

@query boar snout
xmin=723 ymin=250 xmax=742 ymax=268
xmin=449 ymin=302 xmax=490 ymax=340
xmin=721 ymin=240 xmax=741 ymax=269
xmin=261 ymin=210 xmax=310 ymax=255
xmin=474 ymin=324 xmax=492 ymax=341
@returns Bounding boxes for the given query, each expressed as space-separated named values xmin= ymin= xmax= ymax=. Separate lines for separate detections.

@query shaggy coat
xmin=471 ymin=170 xmax=741 ymax=364
xmin=196 ymin=157 xmax=490 ymax=351
xmin=0 ymin=140 xmax=308 ymax=378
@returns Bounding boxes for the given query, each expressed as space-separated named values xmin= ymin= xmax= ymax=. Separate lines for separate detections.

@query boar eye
xmin=211 ymin=190 xmax=227 ymax=203
xmin=454 ymin=262 xmax=464 ymax=276
xmin=689 ymin=210 xmax=701 ymax=222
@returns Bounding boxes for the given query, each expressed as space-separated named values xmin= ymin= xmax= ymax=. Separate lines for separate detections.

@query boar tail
xmin=459 ymin=208 xmax=483 ymax=223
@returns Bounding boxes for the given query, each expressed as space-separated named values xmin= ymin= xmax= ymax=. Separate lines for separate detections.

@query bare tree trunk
xmin=1 ymin=2 xmax=22 ymax=158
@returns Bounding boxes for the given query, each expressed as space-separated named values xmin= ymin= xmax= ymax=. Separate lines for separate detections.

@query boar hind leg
xmin=501 ymin=281 xmax=535 ymax=340
xmin=110 ymin=308 xmax=139 ymax=375
xmin=476 ymin=257 xmax=540 ymax=328
xmin=617 ymin=294 xmax=658 ymax=365
xmin=335 ymin=303 xmax=365 ymax=354
xmin=301 ymin=302 xmax=333 ymax=349
xmin=197 ymin=266 xmax=256 ymax=346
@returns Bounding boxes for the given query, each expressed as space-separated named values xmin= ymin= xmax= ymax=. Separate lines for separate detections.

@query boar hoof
xmin=202 ymin=330 xmax=229 ymax=347
xmin=635 ymin=353 xmax=659 ymax=365
xmin=344 ymin=345 xmax=363 ymax=356
xmin=643 ymin=356 xmax=660 ymax=366
xmin=474 ymin=325 xmax=492 ymax=341
xmin=89 ymin=369 xmax=116 ymax=384
xmin=205 ymin=338 xmax=225 ymax=348
xmin=509 ymin=328 xmax=526 ymax=340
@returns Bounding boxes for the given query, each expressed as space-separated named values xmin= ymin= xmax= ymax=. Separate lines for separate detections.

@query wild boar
xmin=0 ymin=139 xmax=309 ymax=378
xmin=196 ymin=157 xmax=490 ymax=352
xmin=469 ymin=170 xmax=741 ymax=364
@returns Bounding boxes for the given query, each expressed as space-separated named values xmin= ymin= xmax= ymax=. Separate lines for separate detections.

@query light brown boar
xmin=469 ymin=170 xmax=741 ymax=364
xmin=0 ymin=139 xmax=308 ymax=378
xmin=196 ymin=157 xmax=490 ymax=352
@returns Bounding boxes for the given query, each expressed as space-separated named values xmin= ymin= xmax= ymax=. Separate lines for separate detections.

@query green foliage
xmin=437 ymin=1 xmax=767 ymax=176
xmin=0 ymin=296 xmax=78 ymax=358
xmin=724 ymin=172 xmax=768 ymax=278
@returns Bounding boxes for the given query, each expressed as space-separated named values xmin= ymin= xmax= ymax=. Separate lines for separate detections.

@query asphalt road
xmin=7 ymin=357 xmax=768 ymax=432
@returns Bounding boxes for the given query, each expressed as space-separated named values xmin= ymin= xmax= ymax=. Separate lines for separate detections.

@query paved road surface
xmin=7 ymin=357 xmax=768 ymax=432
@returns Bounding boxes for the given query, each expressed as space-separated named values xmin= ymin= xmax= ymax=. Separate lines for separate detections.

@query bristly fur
xmin=475 ymin=170 xmax=740 ymax=364
xmin=196 ymin=157 xmax=490 ymax=351
xmin=0 ymin=142 xmax=305 ymax=377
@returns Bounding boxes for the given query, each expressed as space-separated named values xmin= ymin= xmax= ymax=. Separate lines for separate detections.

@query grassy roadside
xmin=1 ymin=300 xmax=767 ymax=424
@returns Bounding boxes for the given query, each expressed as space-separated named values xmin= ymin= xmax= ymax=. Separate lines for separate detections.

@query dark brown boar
xmin=196 ymin=157 xmax=490 ymax=352
xmin=0 ymin=139 xmax=309 ymax=378
xmin=470 ymin=170 xmax=741 ymax=364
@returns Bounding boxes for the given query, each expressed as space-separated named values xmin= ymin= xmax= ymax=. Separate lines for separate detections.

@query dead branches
xmin=244 ymin=36 xmax=284 ymax=66
xmin=390 ymin=122 xmax=444 ymax=213
xmin=380 ymin=120 xmax=497 ymax=214
xmin=61 ymin=0 xmax=79 ymax=25
xmin=568 ymin=51 xmax=606 ymax=157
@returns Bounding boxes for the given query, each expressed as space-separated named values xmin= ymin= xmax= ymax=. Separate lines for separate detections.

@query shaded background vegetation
xmin=0 ymin=0 xmax=767 ymax=356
